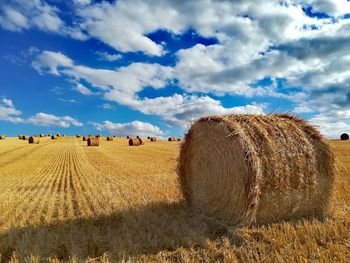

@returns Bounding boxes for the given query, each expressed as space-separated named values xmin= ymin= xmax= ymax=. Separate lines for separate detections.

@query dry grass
xmin=0 ymin=137 xmax=349 ymax=262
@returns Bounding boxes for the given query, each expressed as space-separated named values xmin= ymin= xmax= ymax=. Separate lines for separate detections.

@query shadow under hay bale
xmin=340 ymin=133 xmax=349 ymax=140
xmin=178 ymin=113 xmax=337 ymax=226
xmin=28 ymin=136 xmax=40 ymax=144
xmin=88 ymin=137 xmax=99 ymax=146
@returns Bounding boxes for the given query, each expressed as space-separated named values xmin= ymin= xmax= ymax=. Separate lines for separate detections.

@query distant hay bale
xmin=150 ymin=137 xmax=157 ymax=142
xmin=0 ymin=135 xmax=5 ymax=140
xmin=177 ymin=138 xmax=181 ymax=141
xmin=82 ymin=136 xmax=88 ymax=141
xmin=28 ymin=136 xmax=40 ymax=144
xmin=178 ymin=114 xmax=337 ymax=226
xmin=18 ymin=135 xmax=22 ymax=139
xmin=76 ymin=134 xmax=81 ymax=138
xmin=168 ymin=137 xmax=176 ymax=141
xmin=51 ymin=135 xmax=57 ymax=140
xmin=22 ymin=136 xmax=28 ymax=140
xmin=96 ymin=134 xmax=101 ymax=138
xmin=87 ymin=137 xmax=99 ymax=146
xmin=129 ymin=138 xmax=141 ymax=146
xmin=340 ymin=133 xmax=349 ymax=140
xmin=126 ymin=136 xmax=130 ymax=139
xmin=107 ymin=136 xmax=113 ymax=141
xmin=147 ymin=136 xmax=150 ymax=139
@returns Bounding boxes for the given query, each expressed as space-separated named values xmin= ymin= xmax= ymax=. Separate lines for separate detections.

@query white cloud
xmin=27 ymin=112 xmax=83 ymax=128
xmin=99 ymin=103 xmax=114 ymax=110
xmin=298 ymin=0 xmax=350 ymax=17
xmin=310 ymin=113 xmax=350 ymax=139
xmin=95 ymin=51 xmax=122 ymax=62
xmin=93 ymin=120 xmax=163 ymax=137
xmin=74 ymin=83 xmax=96 ymax=96
xmin=32 ymin=50 xmax=266 ymax=126
xmin=32 ymin=51 xmax=73 ymax=75
xmin=0 ymin=98 xmax=23 ymax=123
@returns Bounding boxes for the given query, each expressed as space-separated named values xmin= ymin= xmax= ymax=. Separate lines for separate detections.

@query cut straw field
xmin=0 ymin=137 xmax=349 ymax=262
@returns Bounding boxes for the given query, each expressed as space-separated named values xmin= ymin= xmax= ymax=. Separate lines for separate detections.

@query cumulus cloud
xmin=32 ymin=51 xmax=74 ymax=75
xmin=0 ymin=98 xmax=23 ymax=123
xmin=26 ymin=1 xmax=350 ymax=137
xmin=27 ymin=113 xmax=83 ymax=128
xmin=0 ymin=97 xmax=83 ymax=128
xmin=0 ymin=0 xmax=86 ymax=39
xmin=32 ymin=51 xmax=265 ymax=126
xmin=93 ymin=120 xmax=163 ymax=137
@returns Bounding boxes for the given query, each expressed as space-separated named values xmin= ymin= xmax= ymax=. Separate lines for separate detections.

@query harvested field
xmin=0 ymin=137 xmax=349 ymax=262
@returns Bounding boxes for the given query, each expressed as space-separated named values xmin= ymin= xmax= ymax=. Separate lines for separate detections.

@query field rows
xmin=0 ymin=138 xmax=349 ymax=262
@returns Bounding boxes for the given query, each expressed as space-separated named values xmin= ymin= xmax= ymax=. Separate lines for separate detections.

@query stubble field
xmin=0 ymin=137 xmax=349 ymax=262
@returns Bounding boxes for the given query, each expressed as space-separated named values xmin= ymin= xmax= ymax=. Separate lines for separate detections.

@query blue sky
xmin=1 ymin=0 xmax=350 ymax=138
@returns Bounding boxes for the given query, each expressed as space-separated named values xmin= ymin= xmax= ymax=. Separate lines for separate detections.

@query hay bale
xmin=126 ymin=136 xmax=130 ymax=139
xmin=51 ymin=135 xmax=57 ymax=140
xmin=82 ymin=136 xmax=88 ymax=141
xmin=177 ymin=138 xmax=181 ymax=141
xmin=87 ymin=137 xmax=99 ymax=146
xmin=150 ymin=137 xmax=157 ymax=142
xmin=168 ymin=137 xmax=176 ymax=141
xmin=107 ymin=136 xmax=113 ymax=141
xmin=76 ymin=134 xmax=81 ymax=138
xmin=28 ymin=136 xmax=40 ymax=144
xmin=0 ymin=135 xmax=5 ymax=140
xmin=340 ymin=133 xmax=349 ymax=140
xmin=178 ymin=114 xmax=337 ymax=226
xmin=147 ymin=136 xmax=150 ymax=139
xmin=128 ymin=138 xmax=141 ymax=146
xmin=22 ymin=136 xmax=28 ymax=140
xmin=18 ymin=135 xmax=22 ymax=139
xmin=96 ymin=134 xmax=101 ymax=138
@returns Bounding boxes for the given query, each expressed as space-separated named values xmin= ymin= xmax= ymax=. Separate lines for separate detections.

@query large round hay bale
xmin=51 ymin=135 xmax=57 ymax=140
xmin=178 ymin=114 xmax=337 ymax=226
xmin=147 ymin=136 xmax=151 ymax=139
xmin=340 ymin=133 xmax=349 ymax=140
xmin=129 ymin=138 xmax=140 ymax=146
xmin=0 ymin=135 xmax=5 ymax=140
xmin=28 ymin=136 xmax=40 ymax=144
xmin=150 ymin=137 xmax=157 ymax=142
xmin=107 ymin=136 xmax=113 ymax=141
xmin=87 ymin=137 xmax=99 ymax=146
xmin=168 ymin=137 xmax=176 ymax=141
xmin=126 ymin=136 xmax=130 ymax=139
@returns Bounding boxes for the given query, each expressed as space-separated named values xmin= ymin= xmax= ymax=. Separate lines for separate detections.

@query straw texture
xmin=178 ymin=114 xmax=337 ymax=226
